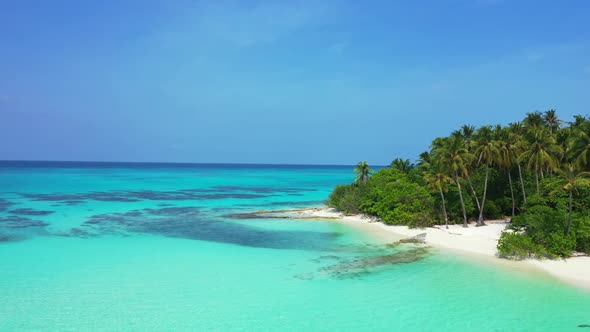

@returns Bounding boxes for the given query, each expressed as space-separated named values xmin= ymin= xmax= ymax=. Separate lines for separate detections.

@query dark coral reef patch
xmin=0 ymin=216 xmax=49 ymax=228
xmin=0 ymin=215 xmax=50 ymax=242
xmin=8 ymin=208 xmax=54 ymax=216
xmin=74 ymin=206 xmax=339 ymax=250
xmin=319 ymin=247 xmax=430 ymax=276
xmin=0 ymin=198 xmax=16 ymax=212
xmin=19 ymin=186 xmax=317 ymax=207
xmin=21 ymin=189 xmax=271 ymax=204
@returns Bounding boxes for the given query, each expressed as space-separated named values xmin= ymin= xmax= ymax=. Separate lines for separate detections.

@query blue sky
xmin=1 ymin=0 xmax=589 ymax=165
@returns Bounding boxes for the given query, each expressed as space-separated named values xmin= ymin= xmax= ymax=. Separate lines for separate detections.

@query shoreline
xmin=284 ymin=207 xmax=590 ymax=292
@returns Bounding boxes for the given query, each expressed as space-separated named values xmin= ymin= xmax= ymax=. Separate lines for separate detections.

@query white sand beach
xmin=287 ymin=207 xmax=590 ymax=291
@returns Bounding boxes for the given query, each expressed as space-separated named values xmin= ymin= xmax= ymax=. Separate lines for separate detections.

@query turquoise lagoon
xmin=1 ymin=161 xmax=589 ymax=331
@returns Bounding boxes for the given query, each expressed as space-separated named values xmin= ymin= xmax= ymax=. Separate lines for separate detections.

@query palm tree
xmin=544 ymin=109 xmax=560 ymax=134
xmin=556 ymin=126 xmax=572 ymax=165
xmin=354 ymin=161 xmax=373 ymax=184
xmin=509 ymin=122 xmax=528 ymax=205
xmin=523 ymin=111 xmax=545 ymax=129
xmin=415 ymin=151 xmax=433 ymax=175
xmin=495 ymin=125 xmax=518 ymax=218
xmin=472 ymin=126 xmax=501 ymax=226
xmin=390 ymin=158 xmax=414 ymax=174
xmin=553 ymin=164 xmax=590 ymax=235
xmin=520 ymin=128 xmax=561 ymax=194
xmin=570 ymin=114 xmax=588 ymax=129
xmin=433 ymin=136 xmax=472 ymax=227
xmin=461 ymin=125 xmax=476 ymax=141
xmin=569 ymin=119 xmax=590 ymax=171
xmin=424 ymin=162 xmax=452 ymax=229
xmin=454 ymin=125 xmax=481 ymax=212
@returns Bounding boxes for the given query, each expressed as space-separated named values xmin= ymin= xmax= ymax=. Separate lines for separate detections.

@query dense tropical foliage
xmin=354 ymin=161 xmax=373 ymax=184
xmin=326 ymin=111 xmax=590 ymax=259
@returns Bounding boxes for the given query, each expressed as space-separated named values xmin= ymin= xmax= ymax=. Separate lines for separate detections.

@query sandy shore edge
xmin=284 ymin=207 xmax=590 ymax=291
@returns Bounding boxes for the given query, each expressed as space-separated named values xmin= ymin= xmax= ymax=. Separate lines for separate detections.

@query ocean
xmin=0 ymin=161 xmax=589 ymax=331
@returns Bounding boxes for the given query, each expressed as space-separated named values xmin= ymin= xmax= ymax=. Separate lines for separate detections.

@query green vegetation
xmin=326 ymin=110 xmax=590 ymax=259
xmin=354 ymin=161 xmax=373 ymax=184
xmin=328 ymin=168 xmax=434 ymax=227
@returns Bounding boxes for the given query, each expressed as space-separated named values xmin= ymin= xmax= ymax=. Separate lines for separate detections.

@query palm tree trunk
xmin=535 ymin=171 xmax=540 ymax=194
xmin=518 ymin=164 xmax=527 ymax=205
xmin=508 ymin=170 xmax=515 ymax=219
xmin=439 ymin=186 xmax=449 ymax=229
xmin=477 ymin=165 xmax=488 ymax=226
xmin=467 ymin=177 xmax=481 ymax=212
xmin=455 ymin=171 xmax=468 ymax=228
xmin=567 ymin=189 xmax=573 ymax=236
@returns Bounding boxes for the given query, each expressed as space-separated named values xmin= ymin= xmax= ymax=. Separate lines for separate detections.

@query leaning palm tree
xmin=454 ymin=126 xmax=481 ymax=212
xmin=424 ymin=161 xmax=452 ymax=229
xmin=509 ymin=122 xmax=528 ymax=205
xmin=520 ymin=128 xmax=561 ymax=194
xmin=354 ymin=161 xmax=373 ymax=184
xmin=472 ymin=126 xmax=501 ymax=226
xmin=433 ymin=136 xmax=472 ymax=227
xmin=552 ymin=164 xmax=590 ymax=235
xmin=495 ymin=125 xmax=519 ymax=218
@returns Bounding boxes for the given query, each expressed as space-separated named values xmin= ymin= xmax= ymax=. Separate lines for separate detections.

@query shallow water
xmin=1 ymin=162 xmax=589 ymax=331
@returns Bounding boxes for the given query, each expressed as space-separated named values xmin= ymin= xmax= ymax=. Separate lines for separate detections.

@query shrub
xmin=511 ymin=204 xmax=567 ymax=235
xmin=497 ymin=231 xmax=549 ymax=260
xmin=444 ymin=186 xmax=476 ymax=224
xmin=410 ymin=212 xmax=434 ymax=228
xmin=326 ymin=185 xmax=347 ymax=207
xmin=545 ymin=230 xmax=576 ymax=257
xmin=327 ymin=168 xmax=435 ymax=227
xmin=505 ymin=205 xmax=575 ymax=258
xmin=483 ymin=200 xmax=502 ymax=220
xmin=359 ymin=169 xmax=434 ymax=227
xmin=326 ymin=184 xmax=368 ymax=215
xmin=573 ymin=216 xmax=590 ymax=254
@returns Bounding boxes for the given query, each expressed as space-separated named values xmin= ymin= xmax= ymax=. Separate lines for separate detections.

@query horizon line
xmin=0 ymin=159 xmax=388 ymax=168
